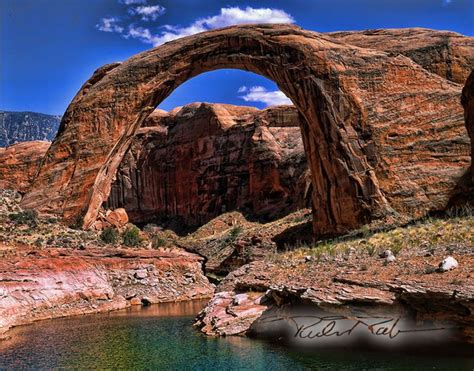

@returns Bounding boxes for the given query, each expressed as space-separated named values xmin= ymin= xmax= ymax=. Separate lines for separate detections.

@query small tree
xmin=122 ymin=225 xmax=142 ymax=247
xmin=151 ymin=235 xmax=166 ymax=249
xmin=100 ymin=227 xmax=119 ymax=244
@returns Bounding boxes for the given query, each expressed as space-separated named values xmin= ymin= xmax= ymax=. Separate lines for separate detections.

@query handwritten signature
xmin=259 ymin=315 xmax=450 ymax=340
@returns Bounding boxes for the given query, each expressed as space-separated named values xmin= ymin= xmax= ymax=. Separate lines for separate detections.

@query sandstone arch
xmin=21 ymin=24 xmax=470 ymax=234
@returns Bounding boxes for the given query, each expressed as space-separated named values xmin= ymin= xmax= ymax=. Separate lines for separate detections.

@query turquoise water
xmin=0 ymin=301 xmax=473 ymax=370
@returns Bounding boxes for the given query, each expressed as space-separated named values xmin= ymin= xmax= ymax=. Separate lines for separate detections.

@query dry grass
xmin=279 ymin=214 xmax=474 ymax=263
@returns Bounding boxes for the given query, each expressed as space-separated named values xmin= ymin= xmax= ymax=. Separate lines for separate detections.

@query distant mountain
xmin=0 ymin=111 xmax=61 ymax=147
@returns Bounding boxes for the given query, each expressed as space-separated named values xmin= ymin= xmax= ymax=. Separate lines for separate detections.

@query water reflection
xmin=1 ymin=301 xmax=473 ymax=370
xmin=106 ymin=298 xmax=209 ymax=318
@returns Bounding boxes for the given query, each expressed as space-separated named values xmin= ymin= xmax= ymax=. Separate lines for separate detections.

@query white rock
xmin=134 ymin=269 xmax=148 ymax=279
xmin=380 ymin=250 xmax=396 ymax=263
xmin=439 ymin=256 xmax=458 ymax=272
xmin=233 ymin=293 xmax=248 ymax=305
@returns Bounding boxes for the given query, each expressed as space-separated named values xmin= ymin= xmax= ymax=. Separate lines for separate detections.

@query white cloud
xmin=129 ymin=5 xmax=165 ymax=21
xmin=239 ymin=86 xmax=292 ymax=107
xmin=96 ymin=17 xmax=124 ymax=33
xmin=125 ymin=6 xmax=295 ymax=46
xmin=198 ymin=7 xmax=295 ymax=29
xmin=119 ymin=0 xmax=147 ymax=4
xmin=125 ymin=25 xmax=154 ymax=43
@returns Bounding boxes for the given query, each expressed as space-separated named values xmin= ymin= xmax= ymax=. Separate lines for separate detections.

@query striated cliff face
xmin=105 ymin=103 xmax=311 ymax=229
xmin=0 ymin=141 xmax=50 ymax=193
xmin=0 ymin=111 xmax=61 ymax=147
xmin=328 ymin=28 xmax=474 ymax=84
xmin=0 ymin=246 xmax=213 ymax=339
xmin=462 ymin=71 xmax=474 ymax=175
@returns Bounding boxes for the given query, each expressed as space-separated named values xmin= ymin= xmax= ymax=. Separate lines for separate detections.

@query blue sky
xmin=1 ymin=0 xmax=473 ymax=115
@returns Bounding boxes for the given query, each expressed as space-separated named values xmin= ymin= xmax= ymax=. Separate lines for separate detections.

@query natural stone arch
xmin=22 ymin=24 xmax=466 ymax=234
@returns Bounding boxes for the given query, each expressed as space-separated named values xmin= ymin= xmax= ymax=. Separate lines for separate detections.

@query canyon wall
xmin=0 ymin=141 xmax=49 ymax=193
xmin=105 ymin=104 xmax=310 ymax=228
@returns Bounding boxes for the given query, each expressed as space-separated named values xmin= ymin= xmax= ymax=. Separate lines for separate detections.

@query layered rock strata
xmin=105 ymin=103 xmax=310 ymax=228
xmin=0 ymin=141 xmax=49 ymax=193
xmin=0 ymin=246 xmax=213 ymax=339
xmin=196 ymin=254 xmax=474 ymax=344
xmin=329 ymin=28 xmax=474 ymax=84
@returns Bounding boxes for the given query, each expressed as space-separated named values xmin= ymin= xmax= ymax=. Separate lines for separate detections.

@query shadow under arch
xmin=21 ymin=24 xmax=393 ymax=235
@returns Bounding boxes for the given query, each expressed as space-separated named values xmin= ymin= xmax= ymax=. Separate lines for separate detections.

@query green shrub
xmin=70 ymin=215 xmax=84 ymax=230
xmin=100 ymin=227 xmax=119 ymax=244
xmin=228 ymin=225 xmax=243 ymax=241
xmin=122 ymin=225 xmax=142 ymax=247
xmin=151 ymin=235 xmax=166 ymax=249
xmin=9 ymin=209 xmax=38 ymax=228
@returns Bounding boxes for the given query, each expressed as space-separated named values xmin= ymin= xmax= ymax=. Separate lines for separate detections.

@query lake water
xmin=1 ymin=300 xmax=473 ymax=370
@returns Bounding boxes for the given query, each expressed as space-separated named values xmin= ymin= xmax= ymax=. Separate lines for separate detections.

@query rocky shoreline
xmin=195 ymin=252 xmax=474 ymax=345
xmin=0 ymin=187 xmax=473 ymax=345
xmin=0 ymin=245 xmax=213 ymax=339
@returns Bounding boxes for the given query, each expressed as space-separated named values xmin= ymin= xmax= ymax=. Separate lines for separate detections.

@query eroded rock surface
xmin=0 ymin=141 xmax=50 ymax=193
xmin=196 ymin=251 xmax=474 ymax=343
xmin=106 ymin=104 xmax=310 ymax=228
xmin=329 ymin=28 xmax=474 ymax=84
xmin=0 ymin=246 xmax=213 ymax=339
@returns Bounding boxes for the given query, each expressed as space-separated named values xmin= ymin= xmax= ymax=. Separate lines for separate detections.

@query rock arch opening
xmin=21 ymin=24 xmax=469 ymax=236
xmin=104 ymin=69 xmax=313 ymax=232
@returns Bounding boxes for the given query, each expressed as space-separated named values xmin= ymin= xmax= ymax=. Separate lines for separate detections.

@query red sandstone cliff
xmin=105 ymin=104 xmax=311 ymax=228
xmin=0 ymin=141 xmax=49 ymax=193
xmin=0 ymin=105 xmax=310 ymax=229
xmin=329 ymin=28 xmax=474 ymax=84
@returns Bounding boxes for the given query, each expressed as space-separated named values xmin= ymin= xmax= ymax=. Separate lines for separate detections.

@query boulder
xmin=380 ymin=249 xmax=396 ymax=263
xmin=105 ymin=208 xmax=129 ymax=229
xmin=439 ymin=256 xmax=459 ymax=272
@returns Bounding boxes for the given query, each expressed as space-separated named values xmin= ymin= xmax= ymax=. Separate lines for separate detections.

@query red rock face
xmin=0 ymin=141 xmax=50 ymax=193
xmin=329 ymin=28 xmax=474 ymax=84
xmin=105 ymin=104 xmax=310 ymax=228
xmin=0 ymin=246 xmax=213 ymax=339
xmin=19 ymin=25 xmax=473 ymax=235
xmin=462 ymin=71 xmax=474 ymax=177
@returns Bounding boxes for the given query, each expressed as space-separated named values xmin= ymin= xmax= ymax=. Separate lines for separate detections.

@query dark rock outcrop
xmin=105 ymin=103 xmax=310 ymax=228
xmin=0 ymin=111 xmax=61 ymax=147
xmin=462 ymin=71 xmax=474 ymax=180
